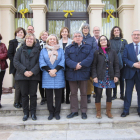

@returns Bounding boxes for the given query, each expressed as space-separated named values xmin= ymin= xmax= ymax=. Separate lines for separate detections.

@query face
xmin=73 ymin=33 xmax=83 ymax=45
xmin=82 ymin=26 xmax=89 ymax=35
xmin=61 ymin=29 xmax=68 ymax=38
xmin=114 ymin=28 xmax=120 ymax=37
xmin=27 ymin=26 xmax=34 ymax=34
xmin=100 ymin=36 xmax=107 ymax=47
xmin=41 ymin=32 xmax=48 ymax=42
xmin=17 ymin=30 xmax=24 ymax=39
xmin=26 ymin=36 xmax=34 ymax=47
xmin=93 ymin=27 xmax=100 ymax=37
xmin=48 ymin=36 xmax=57 ymax=46
xmin=131 ymin=31 xmax=140 ymax=44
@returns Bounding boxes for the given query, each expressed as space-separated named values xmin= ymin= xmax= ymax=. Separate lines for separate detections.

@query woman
xmin=8 ymin=27 xmax=26 ymax=108
xmin=59 ymin=27 xmax=72 ymax=104
xmin=110 ymin=26 xmax=128 ymax=100
xmin=39 ymin=30 xmax=49 ymax=105
xmin=14 ymin=33 xmax=40 ymax=121
xmin=39 ymin=34 xmax=65 ymax=120
xmin=92 ymin=35 xmax=120 ymax=119
xmin=81 ymin=23 xmax=97 ymax=103
xmin=0 ymin=34 xmax=8 ymax=108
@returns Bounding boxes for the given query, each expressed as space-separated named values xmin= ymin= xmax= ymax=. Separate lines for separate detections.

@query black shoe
xmin=120 ymin=95 xmax=124 ymax=100
xmin=31 ymin=114 xmax=37 ymax=121
xmin=23 ymin=114 xmax=29 ymax=121
xmin=0 ymin=104 xmax=2 ymax=108
xmin=48 ymin=113 xmax=54 ymax=120
xmin=55 ymin=114 xmax=60 ymax=120
xmin=121 ymin=112 xmax=129 ymax=117
xmin=87 ymin=97 xmax=91 ymax=103
xmin=81 ymin=113 xmax=87 ymax=119
xmin=13 ymin=103 xmax=21 ymax=108
xmin=40 ymin=99 xmax=45 ymax=105
xmin=66 ymin=100 xmax=70 ymax=104
xmin=93 ymin=94 xmax=96 ymax=98
xmin=67 ymin=112 xmax=78 ymax=119
xmin=112 ymin=96 xmax=117 ymax=100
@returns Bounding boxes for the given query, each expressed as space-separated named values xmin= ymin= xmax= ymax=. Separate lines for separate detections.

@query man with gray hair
xmin=65 ymin=31 xmax=93 ymax=119
xmin=121 ymin=29 xmax=140 ymax=117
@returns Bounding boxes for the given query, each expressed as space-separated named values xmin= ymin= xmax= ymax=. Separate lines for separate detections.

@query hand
xmin=28 ymin=71 xmax=33 ymax=77
xmin=48 ymin=69 xmax=57 ymax=77
xmin=93 ymin=77 xmax=98 ymax=83
xmin=24 ymin=71 xmax=30 ymax=77
xmin=133 ymin=63 xmax=140 ymax=69
xmin=75 ymin=62 xmax=82 ymax=70
xmin=114 ymin=77 xmax=118 ymax=83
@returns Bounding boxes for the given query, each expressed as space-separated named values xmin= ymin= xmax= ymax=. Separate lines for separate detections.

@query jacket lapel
xmin=130 ymin=43 xmax=137 ymax=61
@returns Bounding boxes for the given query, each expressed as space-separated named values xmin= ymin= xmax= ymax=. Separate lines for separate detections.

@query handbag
xmin=117 ymin=40 xmax=123 ymax=70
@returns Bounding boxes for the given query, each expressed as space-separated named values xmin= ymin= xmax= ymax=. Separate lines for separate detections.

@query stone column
xmin=87 ymin=0 xmax=105 ymax=36
xmin=117 ymin=0 xmax=135 ymax=43
xmin=29 ymin=0 xmax=47 ymax=39
xmin=0 ymin=0 xmax=17 ymax=88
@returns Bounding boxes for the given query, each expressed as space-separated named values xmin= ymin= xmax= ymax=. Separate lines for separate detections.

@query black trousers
xmin=18 ymin=80 xmax=38 ymax=115
xmin=45 ymin=88 xmax=62 ymax=115
xmin=0 ymin=71 xmax=5 ymax=100
xmin=62 ymin=80 xmax=70 ymax=101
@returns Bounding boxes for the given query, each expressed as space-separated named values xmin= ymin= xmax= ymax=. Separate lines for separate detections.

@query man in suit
xmin=121 ymin=29 xmax=140 ymax=117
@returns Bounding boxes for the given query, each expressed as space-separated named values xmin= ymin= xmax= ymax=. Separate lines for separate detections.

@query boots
xmin=95 ymin=103 xmax=102 ymax=119
xmin=106 ymin=102 xmax=113 ymax=118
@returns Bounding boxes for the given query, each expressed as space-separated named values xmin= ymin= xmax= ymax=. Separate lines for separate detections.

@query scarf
xmin=46 ymin=45 xmax=60 ymax=65
xmin=101 ymin=47 xmax=107 ymax=54
xmin=16 ymin=36 xmax=25 ymax=51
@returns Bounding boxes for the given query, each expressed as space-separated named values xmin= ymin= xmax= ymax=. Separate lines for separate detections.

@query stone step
xmin=0 ymin=113 xmax=140 ymax=131
xmin=1 ymin=129 xmax=140 ymax=140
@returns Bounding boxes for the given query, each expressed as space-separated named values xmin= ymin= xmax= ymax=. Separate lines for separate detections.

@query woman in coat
xmin=8 ymin=27 xmax=26 ymax=108
xmin=38 ymin=30 xmax=49 ymax=105
xmin=110 ymin=26 xmax=128 ymax=100
xmin=14 ymin=33 xmax=40 ymax=121
xmin=0 ymin=34 xmax=8 ymax=108
xmin=39 ymin=34 xmax=65 ymax=120
xmin=92 ymin=35 xmax=120 ymax=119
xmin=59 ymin=27 xmax=72 ymax=104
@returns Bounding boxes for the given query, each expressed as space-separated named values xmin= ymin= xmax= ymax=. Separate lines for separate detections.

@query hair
xmin=98 ymin=35 xmax=110 ymax=48
xmin=14 ymin=27 xmax=26 ymax=38
xmin=27 ymin=25 xmax=34 ymax=30
xmin=0 ymin=34 xmax=2 ymax=40
xmin=131 ymin=29 xmax=140 ymax=35
xmin=39 ymin=30 xmax=49 ymax=40
xmin=110 ymin=26 xmax=123 ymax=39
xmin=59 ymin=27 xmax=70 ymax=39
xmin=81 ymin=23 xmax=90 ymax=33
xmin=25 ymin=33 xmax=37 ymax=45
xmin=72 ymin=31 xmax=83 ymax=39
xmin=46 ymin=34 xmax=59 ymax=45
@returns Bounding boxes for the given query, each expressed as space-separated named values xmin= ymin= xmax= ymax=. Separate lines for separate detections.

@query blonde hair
xmin=25 ymin=33 xmax=37 ymax=44
xmin=46 ymin=34 xmax=59 ymax=45
xmin=39 ymin=30 xmax=49 ymax=40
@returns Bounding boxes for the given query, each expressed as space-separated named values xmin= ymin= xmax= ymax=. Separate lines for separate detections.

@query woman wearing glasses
xmin=92 ymin=35 xmax=120 ymax=119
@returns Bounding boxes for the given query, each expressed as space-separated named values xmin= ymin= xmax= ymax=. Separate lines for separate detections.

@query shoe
xmin=106 ymin=102 xmax=113 ymax=119
xmin=22 ymin=114 xmax=29 ymax=121
xmin=67 ymin=112 xmax=78 ymax=119
xmin=112 ymin=96 xmax=117 ymax=100
xmin=95 ymin=103 xmax=102 ymax=119
xmin=81 ymin=113 xmax=87 ymax=119
xmin=93 ymin=94 xmax=96 ymax=98
xmin=120 ymin=95 xmax=124 ymax=100
xmin=13 ymin=103 xmax=21 ymax=108
xmin=55 ymin=114 xmax=60 ymax=120
xmin=40 ymin=99 xmax=45 ymax=105
xmin=31 ymin=114 xmax=37 ymax=121
xmin=0 ymin=104 xmax=2 ymax=108
xmin=66 ymin=100 xmax=70 ymax=104
xmin=48 ymin=113 xmax=54 ymax=120
xmin=87 ymin=97 xmax=91 ymax=103
xmin=121 ymin=112 xmax=129 ymax=117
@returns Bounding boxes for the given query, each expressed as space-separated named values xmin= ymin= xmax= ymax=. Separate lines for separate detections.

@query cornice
xmin=87 ymin=3 xmax=105 ymax=13
xmin=117 ymin=4 xmax=135 ymax=14
xmin=0 ymin=4 xmax=17 ymax=14
xmin=29 ymin=4 xmax=48 ymax=13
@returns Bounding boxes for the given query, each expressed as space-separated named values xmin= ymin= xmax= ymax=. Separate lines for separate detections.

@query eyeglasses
xmin=83 ymin=27 xmax=89 ymax=30
xmin=27 ymin=29 xmax=34 ymax=31
xmin=74 ymin=36 xmax=82 ymax=38
xmin=26 ymin=38 xmax=34 ymax=41
xmin=94 ymin=30 xmax=100 ymax=32
xmin=100 ymin=39 xmax=107 ymax=42
xmin=132 ymin=34 xmax=140 ymax=36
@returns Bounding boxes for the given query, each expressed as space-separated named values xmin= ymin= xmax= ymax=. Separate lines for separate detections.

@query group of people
xmin=0 ymin=23 xmax=140 ymax=121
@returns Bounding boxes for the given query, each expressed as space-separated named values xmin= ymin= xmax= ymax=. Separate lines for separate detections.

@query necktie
xmin=136 ymin=44 xmax=138 ymax=56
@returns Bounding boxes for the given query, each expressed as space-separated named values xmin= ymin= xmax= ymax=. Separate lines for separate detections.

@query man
xmin=93 ymin=26 xmax=100 ymax=98
xmin=121 ymin=29 xmax=140 ymax=117
xmin=65 ymin=31 xmax=93 ymax=119
xmin=26 ymin=25 xmax=40 ymax=45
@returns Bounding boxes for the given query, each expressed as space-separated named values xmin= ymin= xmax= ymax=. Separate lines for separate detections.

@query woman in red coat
xmin=0 ymin=34 xmax=8 ymax=108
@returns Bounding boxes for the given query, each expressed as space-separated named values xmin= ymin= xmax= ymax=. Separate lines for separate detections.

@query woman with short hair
xmin=14 ymin=33 xmax=40 ymax=121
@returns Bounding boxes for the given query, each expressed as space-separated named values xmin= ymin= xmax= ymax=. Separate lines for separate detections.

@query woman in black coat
xmin=92 ymin=35 xmax=120 ymax=119
xmin=14 ymin=33 xmax=40 ymax=121
xmin=8 ymin=27 xmax=26 ymax=108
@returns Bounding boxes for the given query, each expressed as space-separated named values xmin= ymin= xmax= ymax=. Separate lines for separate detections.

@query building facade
xmin=0 ymin=0 xmax=139 ymax=87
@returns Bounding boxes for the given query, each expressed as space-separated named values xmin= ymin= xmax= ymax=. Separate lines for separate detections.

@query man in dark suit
xmin=121 ymin=29 xmax=140 ymax=117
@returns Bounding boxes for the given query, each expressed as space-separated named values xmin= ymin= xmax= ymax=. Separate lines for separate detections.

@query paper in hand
xmin=137 ymin=54 xmax=140 ymax=61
